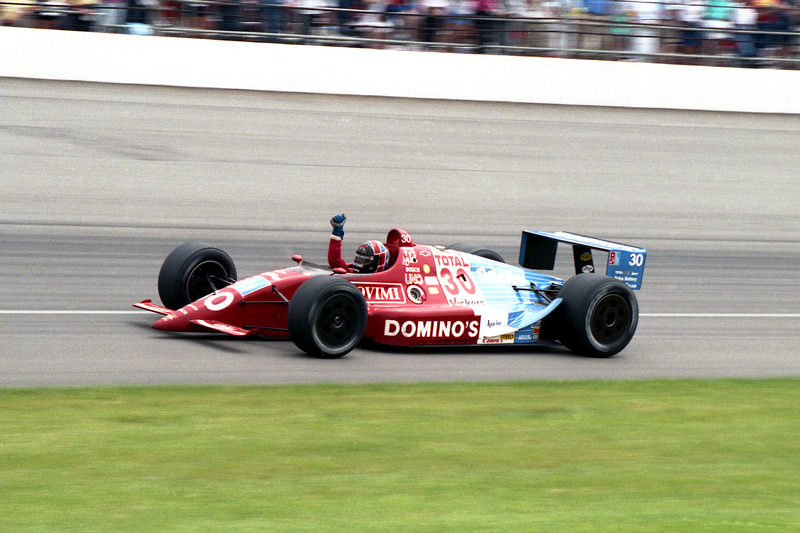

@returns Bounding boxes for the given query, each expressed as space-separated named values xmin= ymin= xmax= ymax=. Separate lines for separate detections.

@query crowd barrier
xmin=2 ymin=26 xmax=799 ymax=113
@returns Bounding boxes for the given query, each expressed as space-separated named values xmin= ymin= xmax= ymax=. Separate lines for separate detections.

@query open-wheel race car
xmin=135 ymin=228 xmax=646 ymax=358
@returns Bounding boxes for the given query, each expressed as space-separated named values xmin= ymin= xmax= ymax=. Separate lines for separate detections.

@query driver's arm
xmin=328 ymin=214 xmax=350 ymax=271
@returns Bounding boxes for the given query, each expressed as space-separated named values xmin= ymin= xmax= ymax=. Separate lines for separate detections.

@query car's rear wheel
xmin=288 ymin=276 xmax=368 ymax=359
xmin=555 ymin=274 xmax=638 ymax=357
xmin=446 ymin=242 xmax=505 ymax=263
xmin=158 ymin=242 xmax=237 ymax=310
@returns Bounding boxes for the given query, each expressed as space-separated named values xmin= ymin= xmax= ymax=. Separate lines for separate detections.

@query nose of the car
xmin=153 ymin=304 xmax=202 ymax=332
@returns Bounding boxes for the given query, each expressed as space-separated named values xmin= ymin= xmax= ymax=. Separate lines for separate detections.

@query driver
xmin=328 ymin=214 xmax=390 ymax=273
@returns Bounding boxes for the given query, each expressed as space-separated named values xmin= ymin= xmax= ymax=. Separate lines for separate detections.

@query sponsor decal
xmin=355 ymin=283 xmax=405 ymax=303
xmin=406 ymin=285 xmax=425 ymax=304
xmin=609 ymin=251 xmax=619 ymax=266
xmin=423 ymin=264 xmax=431 ymax=274
xmin=402 ymin=249 xmax=418 ymax=266
xmin=205 ymin=291 xmax=234 ymax=311
xmin=405 ymin=273 xmax=424 ymax=285
xmin=514 ymin=324 xmax=541 ymax=344
xmin=580 ymin=251 xmax=593 ymax=262
xmin=231 ymin=275 xmax=272 ymax=296
xmin=480 ymin=333 xmax=515 ymax=345
xmin=433 ymin=254 xmax=470 ymax=268
xmin=424 ymin=276 xmax=439 ymax=286
xmin=384 ymin=319 xmax=479 ymax=339
xmin=581 ymin=265 xmax=594 ymax=273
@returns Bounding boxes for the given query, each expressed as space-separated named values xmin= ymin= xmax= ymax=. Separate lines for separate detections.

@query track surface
xmin=2 ymin=78 xmax=799 ymax=386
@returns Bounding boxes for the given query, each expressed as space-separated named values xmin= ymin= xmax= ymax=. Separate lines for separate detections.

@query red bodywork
xmin=136 ymin=229 xmax=482 ymax=347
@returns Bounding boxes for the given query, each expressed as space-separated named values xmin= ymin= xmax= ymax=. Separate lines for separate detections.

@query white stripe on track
xmin=0 ymin=310 xmax=147 ymax=315
xmin=642 ymin=313 xmax=800 ymax=318
xmin=0 ymin=311 xmax=797 ymax=318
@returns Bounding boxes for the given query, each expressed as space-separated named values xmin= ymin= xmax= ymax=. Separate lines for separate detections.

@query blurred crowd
xmin=2 ymin=0 xmax=799 ymax=66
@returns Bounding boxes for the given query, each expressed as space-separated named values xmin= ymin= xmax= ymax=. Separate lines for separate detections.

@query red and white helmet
xmin=353 ymin=240 xmax=389 ymax=273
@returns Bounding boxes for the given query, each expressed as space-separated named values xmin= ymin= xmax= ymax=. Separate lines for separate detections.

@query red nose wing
xmin=190 ymin=319 xmax=256 ymax=337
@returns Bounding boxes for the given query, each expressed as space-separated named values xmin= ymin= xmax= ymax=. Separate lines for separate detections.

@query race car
xmin=135 ymin=228 xmax=646 ymax=358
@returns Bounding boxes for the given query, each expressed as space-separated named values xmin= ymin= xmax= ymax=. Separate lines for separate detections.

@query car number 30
xmin=439 ymin=267 xmax=476 ymax=295
xmin=629 ymin=253 xmax=645 ymax=267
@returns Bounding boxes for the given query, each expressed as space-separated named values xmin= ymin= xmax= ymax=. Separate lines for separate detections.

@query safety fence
xmin=2 ymin=0 xmax=799 ymax=68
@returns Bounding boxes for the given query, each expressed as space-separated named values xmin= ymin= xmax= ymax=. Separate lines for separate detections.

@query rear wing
xmin=519 ymin=231 xmax=646 ymax=290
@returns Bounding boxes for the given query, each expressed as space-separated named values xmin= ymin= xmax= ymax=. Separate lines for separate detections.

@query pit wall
xmin=2 ymin=26 xmax=799 ymax=114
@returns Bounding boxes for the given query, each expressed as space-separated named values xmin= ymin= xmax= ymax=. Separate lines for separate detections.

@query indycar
xmin=135 ymin=229 xmax=646 ymax=358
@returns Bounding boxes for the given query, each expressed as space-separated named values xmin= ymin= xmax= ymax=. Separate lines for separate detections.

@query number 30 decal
xmin=629 ymin=253 xmax=645 ymax=267
xmin=439 ymin=267 xmax=476 ymax=295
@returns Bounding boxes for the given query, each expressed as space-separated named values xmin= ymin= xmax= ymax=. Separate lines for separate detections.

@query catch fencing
xmin=2 ymin=0 xmax=799 ymax=68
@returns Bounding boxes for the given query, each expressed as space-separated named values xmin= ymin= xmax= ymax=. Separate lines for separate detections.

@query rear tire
xmin=158 ymin=242 xmax=237 ymax=310
xmin=556 ymin=274 xmax=638 ymax=357
xmin=288 ymin=276 xmax=368 ymax=358
xmin=447 ymin=242 xmax=505 ymax=263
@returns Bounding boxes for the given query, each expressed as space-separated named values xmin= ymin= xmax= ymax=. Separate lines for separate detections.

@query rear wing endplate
xmin=519 ymin=231 xmax=646 ymax=290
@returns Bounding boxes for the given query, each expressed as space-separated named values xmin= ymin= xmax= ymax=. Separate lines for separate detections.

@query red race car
xmin=135 ymin=227 xmax=646 ymax=358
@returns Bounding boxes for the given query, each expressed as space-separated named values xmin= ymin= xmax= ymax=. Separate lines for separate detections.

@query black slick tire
xmin=287 ymin=275 xmax=368 ymax=359
xmin=157 ymin=242 xmax=237 ymax=310
xmin=446 ymin=243 xmax=505 ymax=263
xmin=556 ymin=274 xmax=638 ymax=357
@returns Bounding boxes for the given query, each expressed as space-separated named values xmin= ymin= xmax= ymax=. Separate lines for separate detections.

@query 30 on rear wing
xmin=519 ymin=231 xmax=646 ymax=290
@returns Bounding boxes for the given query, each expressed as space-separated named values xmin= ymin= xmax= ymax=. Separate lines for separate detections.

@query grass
xmin=1 ymin=379 xmax=799 ymax=532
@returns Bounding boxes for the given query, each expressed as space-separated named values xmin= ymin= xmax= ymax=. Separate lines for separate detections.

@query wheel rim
xmin=186 ymin=260 xmax=229 ymax=302
xmin=590 ymin=293 xmax=631 ymax=345
xmin=314 ymin=294 xmax=360 ymax=350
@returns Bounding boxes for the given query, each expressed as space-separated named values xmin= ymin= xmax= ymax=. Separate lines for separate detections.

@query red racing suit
xmin=328 ymin=236 xmax=352 ymax=272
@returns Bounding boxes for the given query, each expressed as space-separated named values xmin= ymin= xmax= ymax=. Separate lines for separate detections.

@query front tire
xmin=288 ymin=276 xmax=368 ymax=359
xmin=556 ymin=274 xmax=638 ymax=357
xmin=158 ymin=242 xmax=237 ymax=310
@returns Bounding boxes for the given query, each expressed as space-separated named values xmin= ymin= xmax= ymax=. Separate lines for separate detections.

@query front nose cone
xmin=153 ymin=303 xmax=203 ymax=332
xmin=154 ymin=311 xmax=190 ymax=331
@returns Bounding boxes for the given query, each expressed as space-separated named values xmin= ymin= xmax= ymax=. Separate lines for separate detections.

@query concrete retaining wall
xmin=2 ymin=26 xmax=798 ymax=113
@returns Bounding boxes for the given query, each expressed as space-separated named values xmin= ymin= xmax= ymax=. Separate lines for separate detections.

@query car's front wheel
xmin=556 ymin=274 xmax=638 ymax=357
xmin=288 ymin=276 xmax=368 ymax=358
xmin=157 ymin=242 xmax=237 ymax=310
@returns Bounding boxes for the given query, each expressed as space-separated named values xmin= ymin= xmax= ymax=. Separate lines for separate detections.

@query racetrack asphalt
xmin=2 ymin=78 xmax=799 ymax=386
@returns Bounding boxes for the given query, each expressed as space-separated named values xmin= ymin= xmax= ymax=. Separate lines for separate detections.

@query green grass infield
xmin=1 ymin=379 xmax=798 ymax=532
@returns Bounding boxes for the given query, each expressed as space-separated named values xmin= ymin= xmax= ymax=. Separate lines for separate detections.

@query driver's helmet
xmin=353 ymin=240 xmax=389 ymax=273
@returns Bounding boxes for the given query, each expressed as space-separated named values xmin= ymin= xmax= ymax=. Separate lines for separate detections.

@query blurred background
xmin=2 ymin=0 xmax=799 ymax=68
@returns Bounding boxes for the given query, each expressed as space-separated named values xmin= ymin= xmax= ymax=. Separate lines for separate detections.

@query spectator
xmin=65 ymin=0 xmax=98 ymax=30
xmin=184 ymin=0 xmax=215 ymax=35
xmin=260 ymin=0 xmax=285 ymax=39
xmin=754 ymin=0 xmax=794 ymax=64
xmin=353 ymin=0 xmax=395 ymax=47
xmin=124 ymin=0 xmax=155 ymax=33
xmin=34 ymin=0 xmax=68 ymax=28
xmin=675 ymin=0 xmax=705 ymax=63
xmin=418 ymin=0 xmax=447 ymax=47
xmin=733 ymin=0 xmax=759 ymax=64
xmin=97 ymin=0 xmax=127 ymax=31
xmin=628 ymin=0 xmax=663 ymax=61
xmin=702 ymin=0 xmax=735 ymax=64
xmin=475 ymin=0 xmax=500 ymax=52
xmin=2 ymin=0 xmax=36 ymax=25
xmin=444 ymin=0 xmax=476 ymax=50
xmin=218 ymin=0 xmax=242 ymax=34
xmin=295 ymin=0 xmax=334 ymax=39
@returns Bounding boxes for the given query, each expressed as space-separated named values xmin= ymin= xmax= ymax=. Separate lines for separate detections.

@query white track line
xmin=0 ymin=310 xmax=146 ymax=314
xmin=0 ymin=311 xmax=798 ymax=318
xmin=643 ymin=313 xmax=800 ymax=318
